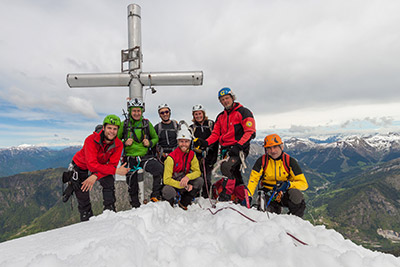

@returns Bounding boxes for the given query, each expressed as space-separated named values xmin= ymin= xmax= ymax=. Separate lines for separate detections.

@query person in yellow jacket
xmin=247 ymin=134 xmax=308 ymax=217
xmin=162 ymin=123 xmax=203 ymax=210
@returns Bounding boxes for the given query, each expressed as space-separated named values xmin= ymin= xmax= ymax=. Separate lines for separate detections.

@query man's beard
xmin=104 ymin=134 xmax=115 ymax=142
xmin=224 ymin=103 xmax=234 ymax=110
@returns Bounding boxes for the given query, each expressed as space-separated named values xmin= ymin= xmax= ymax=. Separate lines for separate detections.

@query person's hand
xmin=116 ymin=162 xmax=130 ymax=176
xmin=179 ymin=176 xmax=190 ymax=188
xmin=274 ymin=181 xmax=290 ymax=193
xmin=229 ymin=143 xmax=242 ymax=157
xmin=143 ymin=138 xmax=150 ymax=147
xmin=125 ymin=138 xmax=133 ymax=146
xmin=81 ymin=174 xmax=97 ymax=192
xmin=185 ymin=184 xmax=193 ymax=192
xmin=194 ymin=138 xmax=208 ymax=149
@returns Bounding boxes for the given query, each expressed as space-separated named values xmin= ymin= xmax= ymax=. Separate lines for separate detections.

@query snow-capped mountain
xmin=285 ymin=132 xmax=400 ymax=152
xmin=0 ymin=146 xmax=81 ymax=177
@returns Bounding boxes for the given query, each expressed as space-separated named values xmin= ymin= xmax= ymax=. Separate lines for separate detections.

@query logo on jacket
xmin=246 ymin=121 xmax=253 ymax=127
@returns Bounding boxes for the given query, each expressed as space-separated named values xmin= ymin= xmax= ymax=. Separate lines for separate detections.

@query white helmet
xmin=128 ymin=98 xmax=144 ymax=109
xmin=177 ymin=128 xmax=192 ymax=140
xmin=177 ymin=120 xmax=192 ymax=140
xmin=192 ymin=104 xmax=205 ymax=113
xmin=158 ymin=103 xmax=170 ymax=112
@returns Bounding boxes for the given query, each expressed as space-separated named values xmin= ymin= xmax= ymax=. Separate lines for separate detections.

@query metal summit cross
xmin=66 ymin=3 xmax=203 ymax=102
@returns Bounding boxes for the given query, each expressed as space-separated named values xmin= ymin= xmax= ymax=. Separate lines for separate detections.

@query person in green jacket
xmin=118 ymin=98 xmax=163 ymax=208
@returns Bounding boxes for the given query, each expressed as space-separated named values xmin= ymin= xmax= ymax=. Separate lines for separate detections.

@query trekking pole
xmin=265 ymin=188 xmax=277 ymax=211
xmin=198 ymin=147 xmax=216 ymax=208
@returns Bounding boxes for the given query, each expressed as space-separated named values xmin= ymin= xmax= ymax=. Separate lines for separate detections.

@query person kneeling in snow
xmin=162 ymin=123 xmax=203 ymax=210
xmin=247 ymin=134 xmax=308 ymax=217
xmin=63 ymin=115 xmax=130 ymax=221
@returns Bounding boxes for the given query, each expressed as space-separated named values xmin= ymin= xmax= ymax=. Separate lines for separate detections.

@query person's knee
xmin=162 ymin=185 xmax=176 ymax=200
xmin=221 ymin=161 xmax=233 ymax=177
xmin=288 ymin=189 xmax=304 ymax=205
xmin=190 ymin=177 xmax=204 ymax=190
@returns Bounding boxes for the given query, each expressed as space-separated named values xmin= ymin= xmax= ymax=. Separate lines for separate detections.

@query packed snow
xmin=1 ymin=200 xmax=399 ymax=267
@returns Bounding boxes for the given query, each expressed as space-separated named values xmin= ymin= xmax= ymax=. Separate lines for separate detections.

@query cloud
xmin=66 ymin=97 xmax=98 ymax=118
xmin=1 ymin=0 xmax=400 ymax=147
xmin=341 ymin=117 xmax=394 ymax=128
xmin=288 ymin=125 xmax=318 ymax=133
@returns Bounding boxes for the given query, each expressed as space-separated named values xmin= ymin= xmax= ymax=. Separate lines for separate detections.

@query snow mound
xmin=0 ymin=200 xmax=399 ymax=267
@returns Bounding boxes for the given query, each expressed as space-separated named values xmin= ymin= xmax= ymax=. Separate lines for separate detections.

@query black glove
xmin=229 ymin=143 xmax=242 ymax=157
xmin=274 ymin=181 xmax=291 ymax=193
xmin=194 ymin=138 xmax=208 ymax=149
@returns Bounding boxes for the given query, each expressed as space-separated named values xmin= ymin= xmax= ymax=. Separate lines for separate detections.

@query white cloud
xmin=0 ymin=0 xmax=400 ymax=147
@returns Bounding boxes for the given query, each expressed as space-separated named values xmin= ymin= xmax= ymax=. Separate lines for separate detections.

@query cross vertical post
xmin=66 ymin=3 xmax=203 ymax=103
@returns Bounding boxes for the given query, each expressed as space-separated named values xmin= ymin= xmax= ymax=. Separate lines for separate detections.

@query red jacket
xmin=72 ymin=130 xmax=123 ymax=179
xmin=207 ymin=102 xmax=256 ymax=148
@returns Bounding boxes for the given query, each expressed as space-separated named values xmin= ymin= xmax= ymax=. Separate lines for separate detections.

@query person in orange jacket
xmin=63 ymin=115 xmax=130 ymax=221
xmin=247 ymin=134 xmax=308 ymax=217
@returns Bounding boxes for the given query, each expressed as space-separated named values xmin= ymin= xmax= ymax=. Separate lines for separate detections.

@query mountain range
xmin=0 ymin=146 xmax=81 ymax=177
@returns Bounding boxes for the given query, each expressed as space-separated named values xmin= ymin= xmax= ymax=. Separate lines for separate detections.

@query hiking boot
xmin=104 ymin=204 xmax=116 ymax=212
xmin=267 ymin=201 xmax=282 ymax=214
xmin=62 ymin=183 xmax=74 ymax=203
xmin=178 ymin=201 xmax=188 ymax=210
xmin=80 ymin=210 xmax=93 ymax=222
xmin=218 ymin=192 xmax=231 ymax=202
xmin=130 ymin=200 xmax=141 ymax=208
xmin=150 ymin=197 xmax=160 ymax=202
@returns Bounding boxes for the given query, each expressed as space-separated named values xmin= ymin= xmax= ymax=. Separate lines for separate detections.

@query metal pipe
xmin=66 ymin=73 xmax=131 ymax=88
xmin=140 ymin=71 xmax=203 ymax=86
xmin=127 ymin=4 xmax=143 ymax=100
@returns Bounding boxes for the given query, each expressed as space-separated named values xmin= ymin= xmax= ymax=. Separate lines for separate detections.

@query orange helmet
xmin=264 ymin=134 xmax=283 ymax=148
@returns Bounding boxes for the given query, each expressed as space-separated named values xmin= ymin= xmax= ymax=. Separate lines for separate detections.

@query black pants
xmin=125 ymin=156 xmax=163 ymax=207
xmin=197 ymin=156 xmax=213 ymax=198
xmin=71 ymin=162 xmax=116 ymax=220
xmin=264 ymin=188 xmax=306 ymax=218
xmin=219 ymin=155 xmax=244 ymax=200
xmin=162 ymin=177 xmax=204 ymax=206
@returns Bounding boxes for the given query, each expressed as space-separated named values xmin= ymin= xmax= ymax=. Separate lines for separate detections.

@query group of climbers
xmin=62 ymin=87 xmax=308 ymax=221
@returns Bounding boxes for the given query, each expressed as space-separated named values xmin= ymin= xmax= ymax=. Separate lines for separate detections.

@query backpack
xmin=211 ymin=179 xmax=247 ymax=203
xmin=156 ymin=120 xmax=178 ymax=134
xmin=189 ymin=120 xmax=214 ymax=139
xmin=94 ymin=124 xmax=103 ymax=133
xmin=260 ymin=152 xmax=291 ymax=176
xmin=122 ymin=118 xmax=151 ymax=144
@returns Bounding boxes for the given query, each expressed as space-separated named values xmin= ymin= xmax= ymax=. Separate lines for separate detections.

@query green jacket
xmin=117 ymin=115 xmax=159 ymax=157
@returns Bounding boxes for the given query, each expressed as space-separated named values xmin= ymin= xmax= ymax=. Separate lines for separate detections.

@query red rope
xmin=206 ymin=206 xmax=257 ymax=222
xmin=205 ymin=206 xmax=308 ymax=246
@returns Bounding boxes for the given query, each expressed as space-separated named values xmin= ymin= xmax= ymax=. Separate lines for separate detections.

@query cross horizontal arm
xmin=66 ymin=71 xmax=203 ymax=88
xmin=140 ymin=71 xmax=203 ymax=86
xmin=67 ymin=73 xmax=131 ymax=87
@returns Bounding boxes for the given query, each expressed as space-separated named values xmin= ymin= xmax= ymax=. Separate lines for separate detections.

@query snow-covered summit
xmin=0 ymin=201 xmax=399 ymax=267
xmin=281 ymin=132 xmax=400 ymax=153
xmin=364 ymin=132 xmax=400 ymax=152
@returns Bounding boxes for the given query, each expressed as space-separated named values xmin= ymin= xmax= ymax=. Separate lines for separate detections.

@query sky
xmin=1 ymin=201 xmax=400 ymax=267
xmin=1 ymin=0 xmax=400 ymax=148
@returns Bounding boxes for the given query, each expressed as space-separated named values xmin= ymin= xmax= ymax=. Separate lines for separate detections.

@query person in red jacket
xmin=195 ymin=87 xmax=256 ymax=201
xmin=64 ymin=115 xmax=130 ymax=221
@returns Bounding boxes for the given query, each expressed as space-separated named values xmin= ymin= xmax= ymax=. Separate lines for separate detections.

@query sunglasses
xmin=159 ymin=111 xmax=169 ymax=115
